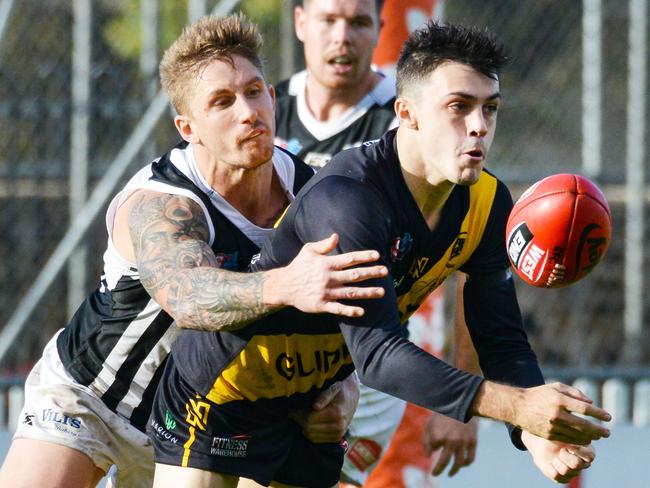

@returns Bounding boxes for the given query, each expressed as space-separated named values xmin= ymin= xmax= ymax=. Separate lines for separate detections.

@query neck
xmin=192 ymin=145 xmax=287 ymax=227
xmin=304 ymin=70 xmax=382 ymax=121
xmin=396 ymin=128 xmax=454 ymax=230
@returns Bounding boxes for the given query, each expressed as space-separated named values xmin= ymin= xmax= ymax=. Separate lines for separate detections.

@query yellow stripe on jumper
xmin=206 ymin=332 xmax=351 ymax=405
xmin=397 ymin=171 xmax=498 ymax=321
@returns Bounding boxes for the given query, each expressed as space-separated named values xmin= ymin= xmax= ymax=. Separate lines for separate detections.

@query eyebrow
xmin=205 ymin=76 xmax=265 ymax=98
xmin=446 ymin=91 xmax=502 ymax=101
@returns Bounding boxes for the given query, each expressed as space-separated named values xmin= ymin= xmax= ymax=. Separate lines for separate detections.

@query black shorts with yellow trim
xmin=148 ymin=357 xmax=346 ymax=487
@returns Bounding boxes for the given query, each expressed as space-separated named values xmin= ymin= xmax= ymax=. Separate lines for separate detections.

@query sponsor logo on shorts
xmin=150 ymin=418 xmax=179 ymax=444
xmin=210 ymin=434 xmax=250 ymax=458
xmin=165 ymin=410 xmax=177 ymax=431
xmin=40 ymin=408 xmax=82 ymax=436
xmin=22 ymin=413 xmax=35 ymax=426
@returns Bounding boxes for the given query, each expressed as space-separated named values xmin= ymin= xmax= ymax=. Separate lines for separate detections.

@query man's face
xmin=295 ymin=0 xmax=380 ymax=91
xmin=179 ymin=55 xmax=276 ymax=169
xmin=402 ymin=62 xmax=501 ymax=186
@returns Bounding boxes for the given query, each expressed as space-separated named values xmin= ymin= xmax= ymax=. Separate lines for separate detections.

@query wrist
xmin=471 ymin=381 xmax=524 ymax=425
xmin=261 ymin=269 xmax=290 ymax=308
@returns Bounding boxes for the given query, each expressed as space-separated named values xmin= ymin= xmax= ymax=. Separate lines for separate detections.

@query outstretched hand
xmin=522 ymin=430 xmax=596 ymax=483
xmin=269 ymin=233 xmax=387 ymax=317
xmin=515 ymin=382 xmax=611 ymax=445
xmin=424 ymin=413 xmax=478 ymax=477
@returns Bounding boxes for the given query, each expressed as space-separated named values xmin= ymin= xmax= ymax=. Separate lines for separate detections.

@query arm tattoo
xmin=128 ymin=192 xmax=276 ymax=331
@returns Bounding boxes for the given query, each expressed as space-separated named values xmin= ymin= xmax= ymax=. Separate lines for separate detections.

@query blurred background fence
xmin=0 ymin=0 xmax=647 ymax=411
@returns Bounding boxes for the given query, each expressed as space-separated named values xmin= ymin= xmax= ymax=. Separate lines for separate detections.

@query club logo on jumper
xmin=164 ymin=410 xmax=176 ymax=431
xmin=215 ymin=251 xmax=239 ymax=270
xmin=210 ymin=434 xmax=251 ymax=458
xmin=391 ymin=233 xmax=413 ymax=262
xmin=22 ymin=413 xmax=35 ymax=426
xmin=275 ymin=343 xmax=350 ymax=380
xmin=508 ymin=223 xmax=546 ymax=281
xmin=150 ymin=418 xmax=179 ymax=444
xmin=447 ymin=232 xmax=468 ymax=266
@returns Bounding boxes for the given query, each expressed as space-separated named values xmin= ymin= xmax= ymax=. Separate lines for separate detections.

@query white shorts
xmin=13 ymin=331 xmax=154 ymax=488
xmin=341 ymin=383 xmax=407 ymax=485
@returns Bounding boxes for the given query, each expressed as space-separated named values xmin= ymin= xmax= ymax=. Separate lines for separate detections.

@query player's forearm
xmin=152 ymin=266 xmax=281 ymax=332
xmin=469 ymin=380 xmax=523 ymax=425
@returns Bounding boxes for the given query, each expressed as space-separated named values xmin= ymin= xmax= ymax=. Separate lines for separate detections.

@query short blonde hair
xmin=159 ymin=13 xmax=264 ymax=114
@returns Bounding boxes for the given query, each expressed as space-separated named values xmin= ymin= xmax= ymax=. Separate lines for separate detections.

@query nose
xmin=331 ymin=19 xmax=351 ymax=45
xmin=237 ymin=96 xmax=258 ymax=124
xmin=467 ymin=109 xmax=488 ymax=138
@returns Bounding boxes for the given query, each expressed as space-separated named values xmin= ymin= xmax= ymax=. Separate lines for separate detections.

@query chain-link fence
xmin=0 ymin=0 xmax=647 ymax=372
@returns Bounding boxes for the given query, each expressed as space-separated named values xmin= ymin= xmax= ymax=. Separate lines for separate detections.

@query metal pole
xmin=0 ymin=0 xmax=16 ymax=61
xmin=280 ymin=0 xmax=295 ymax=80
xmin=0 ymin=0 xmax=243 ymax=367
xmin=140 ymin=0 xmax=158 ymax=101
xmin=623 ymin=0 xmax=647 ymax=363
xmin=582 ymin=0 xmax=602 ymax=178
xmin=68 ymin=0 xmax=92 ymax=318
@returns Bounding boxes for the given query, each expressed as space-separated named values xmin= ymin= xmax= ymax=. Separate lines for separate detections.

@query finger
xmin=305 ymin=233 xmax=339 ymax=255
xmin=558 ymin=411 xmax=611 ymax=439
xmin=448 ymin=452 xmax=465 ymax=477
xmin=322 ymin=302 xmax=366 ymax=318
xmin=556 ymin=449 xmax=583 ymax=471
xmin=328 ymin=250 xmax=383 ymax=270
xmin=466 ymin=443 xmax=477 ymax=466
xmin=564 ymin=445 xmax=595 ymax=463
xmin=432 ymin=447 xmax=453 ymax=476
xmin=312 ymin=382 xmax=342 ymax=410
xmin=326 ymin=286 xmax=385 ymax=301
xmin=551 ymin=457 xmax=581 ymax=480
xmin=330 ymin=266 xmax=388 ymax=284
xmin=551 ymin=382 xmax=594 ymax=403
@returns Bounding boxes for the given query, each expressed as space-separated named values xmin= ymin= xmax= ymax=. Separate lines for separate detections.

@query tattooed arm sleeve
xmin=127 ymin=189 xmax=275 ymax=331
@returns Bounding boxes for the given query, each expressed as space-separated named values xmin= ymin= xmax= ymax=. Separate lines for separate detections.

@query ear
xmin=294 ymin=5 xmax=306 ymax=42
xmin=174 ymin=114 xmax=201 ymax=144
xmin=394 ymin=97 xmax=418 ymax=130
xmin=268 ymin=83 xmax=276 ymax=106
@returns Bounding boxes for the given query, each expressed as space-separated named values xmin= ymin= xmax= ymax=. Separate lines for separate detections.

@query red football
xmin=505 ymin=174 xmax=611 ymax=288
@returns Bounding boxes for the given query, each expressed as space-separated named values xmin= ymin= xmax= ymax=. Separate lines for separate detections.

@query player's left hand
xmin=424 ymin=412 xmax=478 ymax=477
xmin=291 ymin=374 xmax=360 ymax=443
xmin=521 ymin=430 xmax=595 ymax=483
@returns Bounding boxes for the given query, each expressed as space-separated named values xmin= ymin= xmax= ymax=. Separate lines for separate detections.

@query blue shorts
xmin=148 ymin=358 xmax=346 ymax=487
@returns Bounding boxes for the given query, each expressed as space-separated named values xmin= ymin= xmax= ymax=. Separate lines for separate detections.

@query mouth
xmin=327 ymin=54 xmax=354 ymax=73
xmin=463 ymin=147 xmax=484 ymax=161
xmin=240 ymin=128 xmax=268 ymax=143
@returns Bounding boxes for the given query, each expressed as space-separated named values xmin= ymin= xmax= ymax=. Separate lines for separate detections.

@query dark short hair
xmin=396 ymin=21 xmax=508 ymax=96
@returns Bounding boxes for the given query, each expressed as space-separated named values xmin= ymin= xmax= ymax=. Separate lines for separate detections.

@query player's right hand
xmin=270 ymin=233 xmax=387 ymax=317
xmin=515 ymin=382 xmax=611 ymax=445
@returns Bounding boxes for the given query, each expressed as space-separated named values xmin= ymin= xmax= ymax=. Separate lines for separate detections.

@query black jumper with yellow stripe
xmin=149 ymin=129 xmax=544 ymax=487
